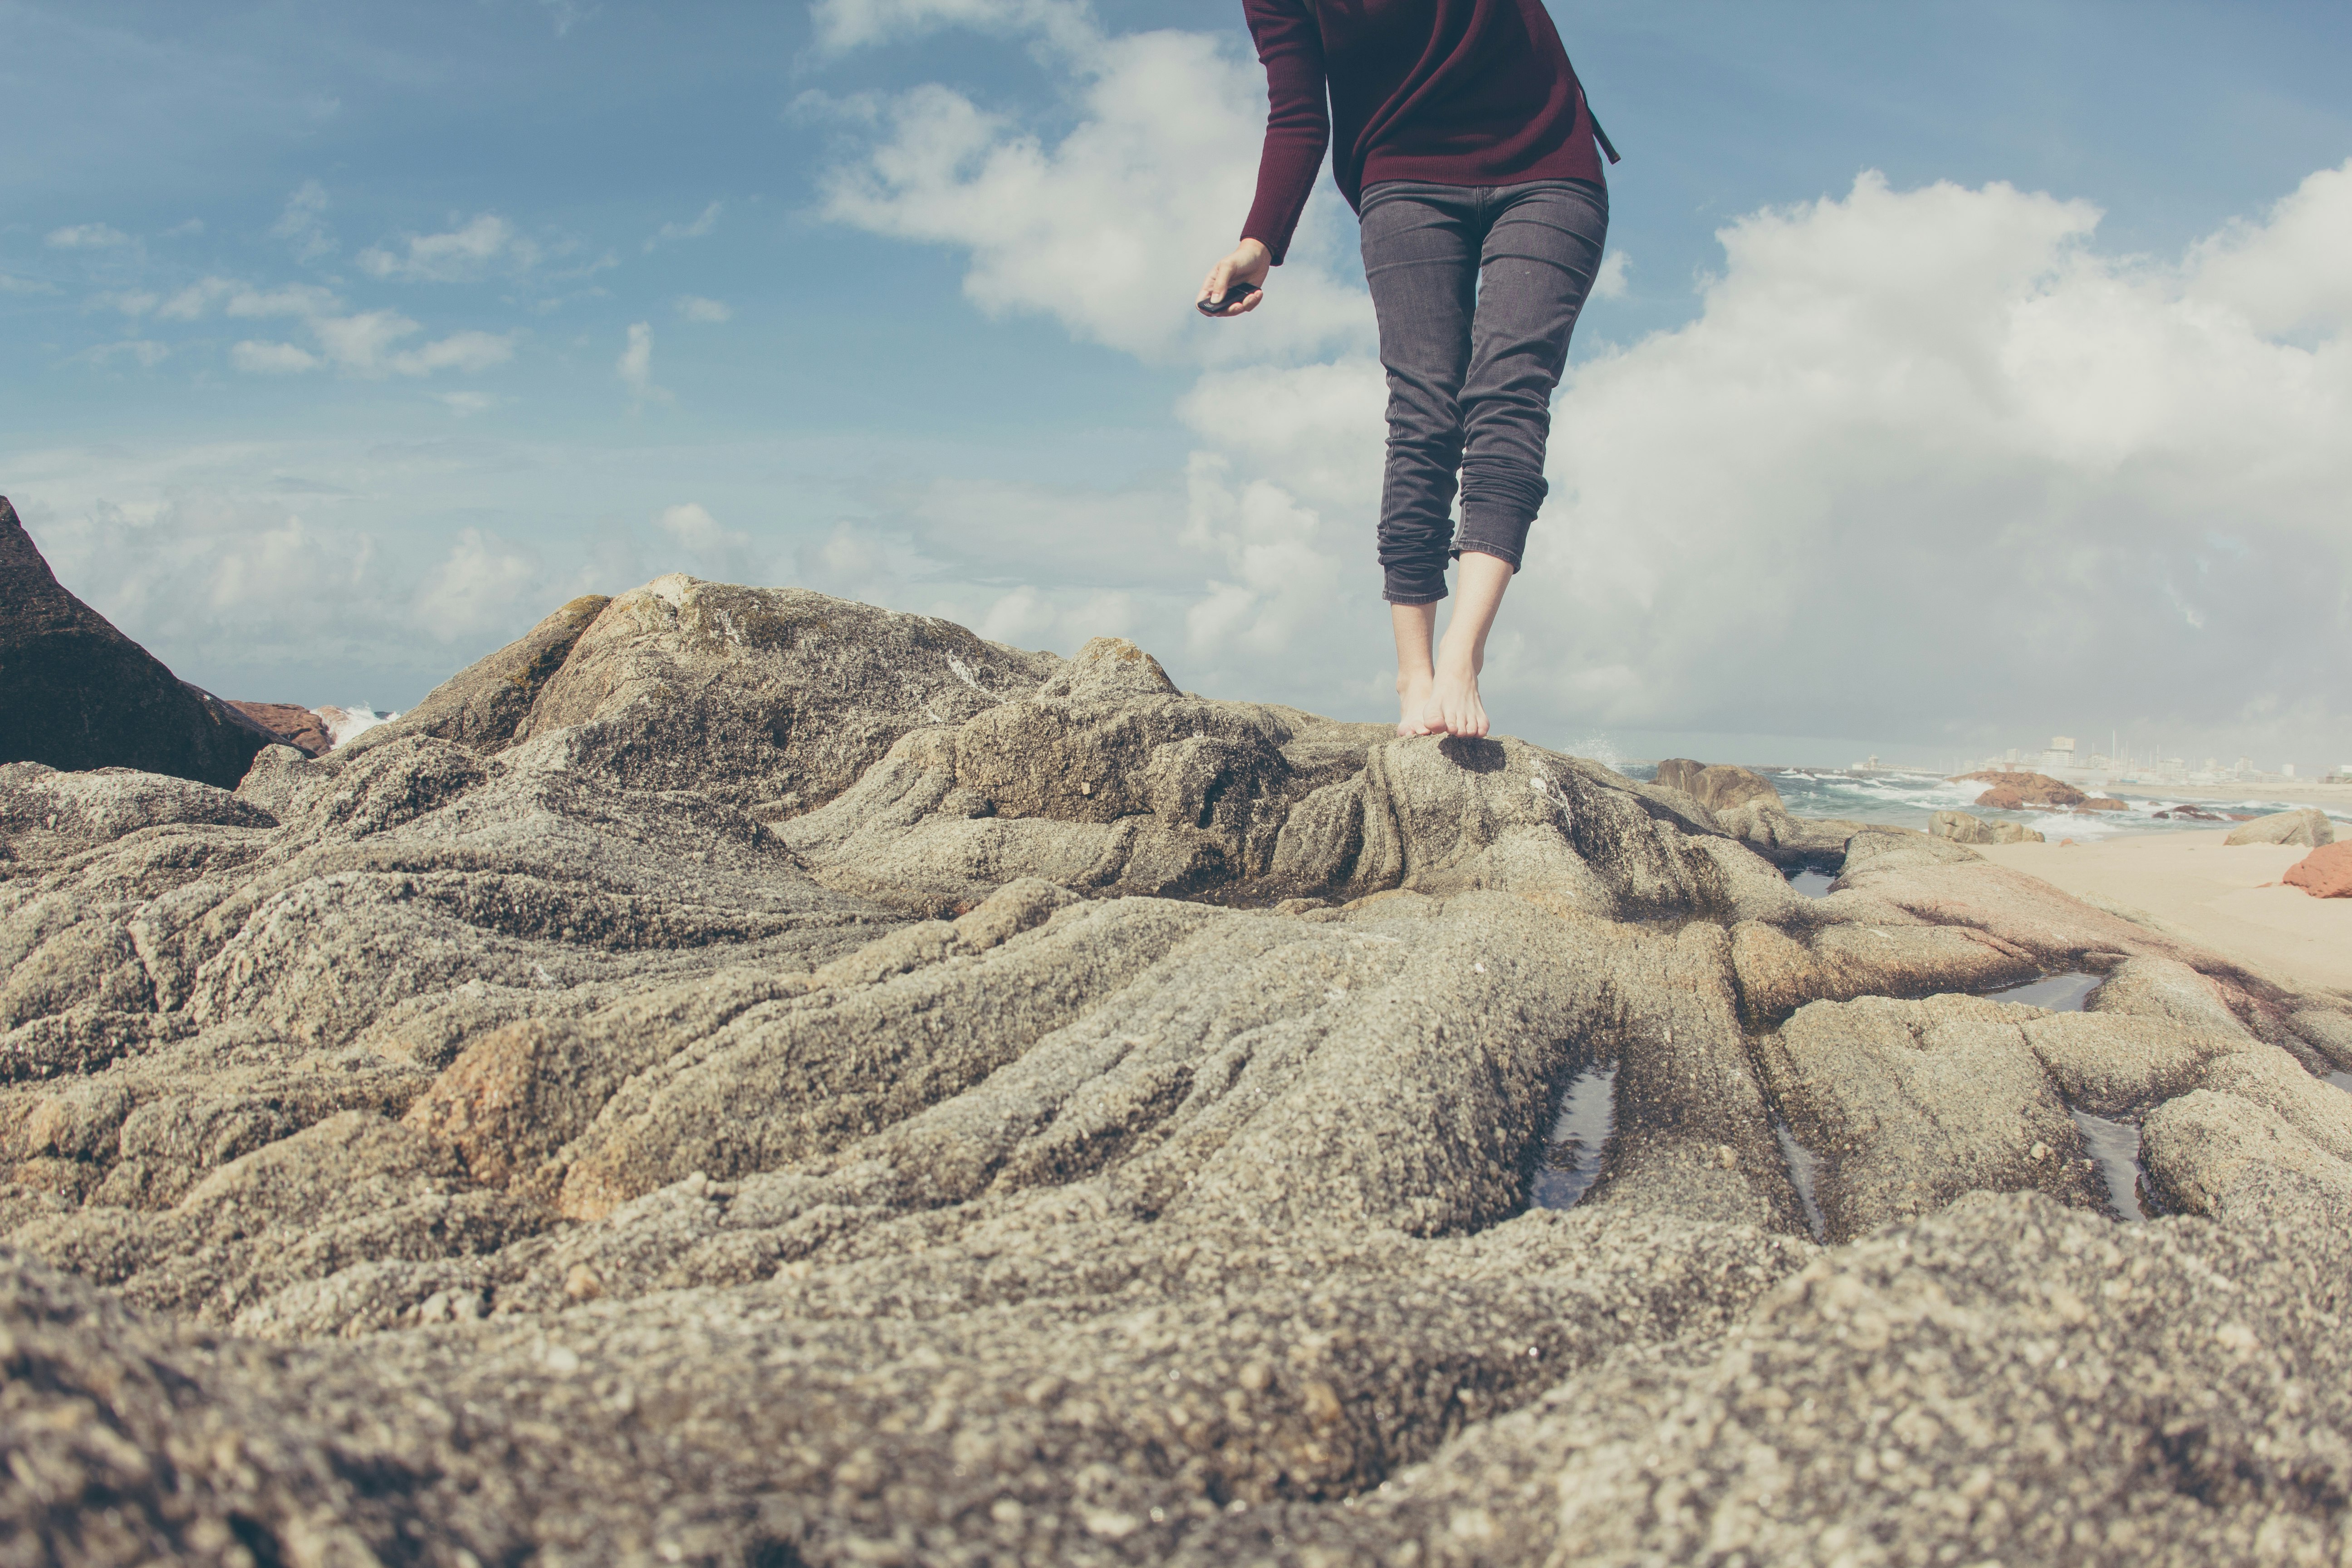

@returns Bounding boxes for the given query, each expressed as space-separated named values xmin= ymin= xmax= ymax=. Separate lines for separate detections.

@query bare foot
xmin=1395 ymin=671 xmax=1438 ymax=736
xmin=1426 ymin=650 xmax=1489 ymax=737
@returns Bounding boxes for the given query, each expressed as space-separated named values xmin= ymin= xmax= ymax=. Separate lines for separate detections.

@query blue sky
xmin=5 ymin=0 xmax=2349 ymax=769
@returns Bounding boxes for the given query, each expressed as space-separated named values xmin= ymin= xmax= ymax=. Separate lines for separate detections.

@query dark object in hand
xmin=1198 ymin=282 xmax=1260 ymax=316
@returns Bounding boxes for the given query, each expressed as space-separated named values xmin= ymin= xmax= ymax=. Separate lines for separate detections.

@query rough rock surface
xmin=226 ymin=702 xmax=333 ymax=758
xmin=2225 ymin=807 xmax=2336 ymax=848
xmin=1931 ymin=808 xmax=2045 ymax=845
xmin=1955 ymin=769 xmax=2087 ymax=810
xmin=1653 ymin=757 xmax=1782 ymax=812
xmin=5 ymin=577 xmax=2351 ymax=1566
xmin=0 ymin=496 xmax=279 ymax=788
xmin=2284 ymin=840 xmax=2352 ymax=897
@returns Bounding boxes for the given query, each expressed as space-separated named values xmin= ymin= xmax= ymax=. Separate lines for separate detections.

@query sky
xmin=3 ymin=0 xmax=2349 ymax=771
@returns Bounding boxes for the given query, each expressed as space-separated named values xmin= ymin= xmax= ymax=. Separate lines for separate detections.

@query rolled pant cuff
xmin=1382 ymin=579 xmax=1450 ymax=605
xmin=1450 ymin=538 xmax=1524 ymax=572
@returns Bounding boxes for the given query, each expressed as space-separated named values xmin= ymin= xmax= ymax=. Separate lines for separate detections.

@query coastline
xmin=2104 ymin=780 xmax=2352 ymax=810
xmin=1973 ymin=828 xmax=2352 ymax=993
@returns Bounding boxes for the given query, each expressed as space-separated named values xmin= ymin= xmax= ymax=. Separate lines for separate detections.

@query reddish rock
xmin=1952 ymin=769 xmax=2086 ymax=809
xmin=2073 ymin=797 xmax=2130 ymax=813
xmin=2282 ymin=841 xmax=2352 ymax=898
xmin=228 ymin=702 xmax=333 ymax=758
xmin=1 ymin=495 xmax=277 ymax=787
xmin=2154 ymin=806 xmax=2223 ymax=822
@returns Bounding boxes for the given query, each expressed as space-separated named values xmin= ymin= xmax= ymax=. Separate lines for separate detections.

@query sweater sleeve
xmin=1238 ymin=0 xmax=1329 ymax=266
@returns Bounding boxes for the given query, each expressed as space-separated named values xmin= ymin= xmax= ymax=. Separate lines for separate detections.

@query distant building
xmin=2283 ymin=763 xmax=2297 ymax=779
xmin=2038 ymin=736 xmax=2076 ymax=771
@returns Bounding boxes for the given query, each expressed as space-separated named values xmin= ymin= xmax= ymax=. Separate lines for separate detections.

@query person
xmin=1198 ymin=0 xmax=1615 ymax=740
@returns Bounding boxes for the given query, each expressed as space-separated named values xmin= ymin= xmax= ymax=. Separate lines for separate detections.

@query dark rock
xmin=0 ymin=495 xmax=278 ymax=788
xmin=226 ymin=702 xmax=333 ymax=758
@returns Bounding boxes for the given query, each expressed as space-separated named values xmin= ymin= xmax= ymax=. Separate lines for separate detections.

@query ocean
xmin=1620 ymin=764 xmax=2352 ymax=842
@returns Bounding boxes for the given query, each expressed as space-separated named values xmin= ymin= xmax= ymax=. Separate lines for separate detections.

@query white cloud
xmin=0 ymin=273 xmax=59 ymax=294
xmin=645 ymin=202 xmax=722 ymax=252
xmin=227 ymin=309 xmax=513 ymax=378
xmin=310 ymin=309 xmax=422 ymax=370
xmin=230 ymin=340 xmax=323 ymax=374
xmin=654 ymin=502 xmax=735 ymax=553
xmin=653 ymin=502 xmax=762 ymax=581
xmin=92 ymin=290 xmax=161 ymax=317
xmin=46 ymin=223 xmax=130 ymax=249
xmin=74 ymin=340 xmax=171 ymax=369
xmin=358 ymin=214 xmax=539 ymax=282
xmin=391 ymin=330 xmax=516 ymax=375
xmin=1592 ymin=250 xmax=1632 ymax=301
xmin=816 ymin=10 xmax=2352 ymax=763
xmin=617 ymin=321 xmax=668 ymax=402
xmin=272 ymin=181 xmax=335 ymax=262
xmin=2188 ymin=158 xmax=2352 ymax=337
xmin=224 ymin=282 xmax=343 ymax=318
xmin=811 ymin=0 xmax=1094 ymax=54
xmin=540 ymin=0 xmax=591 ymax=35
xmin=440 ymin=391 xmax=499 ymax=417
xmin=414 ymin=529 xmax=543 ymax=641
xmin=155 ymin=278 xmax=236 ymax=319
xmin=164 ymin=218 xmax=205 ymax=238
xmin=813 ymin=14 xmax=1371 ymax=363
xmin=674 ymin=295 xmax=733 ymax=322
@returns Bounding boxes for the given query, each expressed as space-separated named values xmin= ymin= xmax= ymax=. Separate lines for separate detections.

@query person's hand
xmin=1197 ymin=238 xmax=1271 ymax=317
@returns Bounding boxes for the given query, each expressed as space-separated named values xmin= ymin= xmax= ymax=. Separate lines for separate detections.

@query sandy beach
xmin=1976 ymin=828 xmax=2352 ymax=993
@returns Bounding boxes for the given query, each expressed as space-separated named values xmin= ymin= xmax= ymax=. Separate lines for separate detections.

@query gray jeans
xmin=1359 ymin=178 xmax=1610 ymax=603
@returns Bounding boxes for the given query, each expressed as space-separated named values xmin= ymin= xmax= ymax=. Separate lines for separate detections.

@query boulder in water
xmin=1955 ymin=769 xmax=2087 ymax=810
xmin=1653 ymin=757 xmax=1782 ymax=811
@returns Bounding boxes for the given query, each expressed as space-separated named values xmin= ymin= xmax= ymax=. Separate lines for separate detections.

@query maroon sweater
xmin=1239 ymin=0 xmax=1608 ymax=264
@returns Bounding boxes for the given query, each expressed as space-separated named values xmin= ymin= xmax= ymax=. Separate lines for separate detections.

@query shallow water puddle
xmin=1769 ymin=1114 xmax=1828 ymax=1242
xmin=1530 ymin=1063 xmax=1617 ymax=1210
xmin=2330 ymin=1070 xmax=2352 ymax=1097
xmin=1984 ymin=971 xmax=2103 ymax=1011
xmin=1782 ymin=869 xmax=1836 ymax=899
xmin=2069 ymin=1108 xmax=2155 ymax=1221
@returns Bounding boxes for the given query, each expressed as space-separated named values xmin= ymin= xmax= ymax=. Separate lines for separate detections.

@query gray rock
xmin=1653 ymin=757 xmax=1783 ymax=811
xmin=340 ymin=593 xmax=612 ymax=758
xmin=1754 ymin=994 xmax=2105 ymax=1242
xmin=1931 ymin=807 xmax=2045 ymax=844
xmin=4 ymin=576 xmax=2352 ymax=1566
xmin=1712 ymin=796 xmax=1870 ymax=870
xmin=2224 ymin=807 xmax=2335 ymax=848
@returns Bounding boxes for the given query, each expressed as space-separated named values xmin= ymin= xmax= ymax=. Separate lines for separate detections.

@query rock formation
xmin=2225 ymin=807 xmax=2336 ymax=848
xmin=0 ymin=496 xmax=279 ymax=788
xmin=1653 ymin=757 xmax=1782 ymax=812
xmin=1953 ymin=769 xmax=2086 ymax=810
xmin=227 ymin=702 xmax=334 ymax=758
xmin=5 ymin=575 xmax=2351 ymax=1567
xmin=1930 ymin=808 xmax=2046 ymax=845
xmin=2284 ymin=841 xmax=2352 ymax=898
